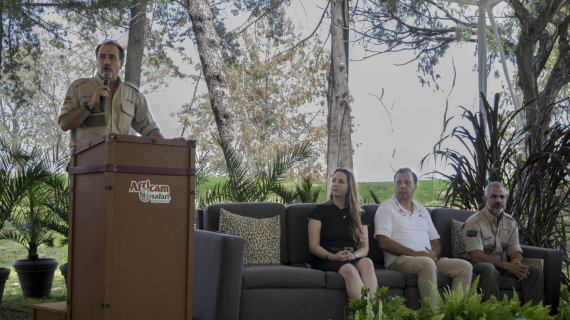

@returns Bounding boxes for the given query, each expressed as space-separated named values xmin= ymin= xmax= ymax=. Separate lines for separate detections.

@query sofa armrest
xmin=193 ymin=229 xmax=246 ymax=320
xmin=196 ymin=209 xmax=204 ymax=230
xmin=520 ymin=244 xmax=562 ymax=312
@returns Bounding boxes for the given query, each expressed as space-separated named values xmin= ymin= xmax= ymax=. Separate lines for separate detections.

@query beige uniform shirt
xmin=59 ymin=76 xmax=159 ymax=147
xmin=460 ymin=207 xmax=522 ymax=261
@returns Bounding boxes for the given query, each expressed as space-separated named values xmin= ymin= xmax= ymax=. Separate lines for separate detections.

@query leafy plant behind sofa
xmin=420 ymin=92 xmax=570 ymax=284
xmin=198 ymin=136 xmax=313 ymax=206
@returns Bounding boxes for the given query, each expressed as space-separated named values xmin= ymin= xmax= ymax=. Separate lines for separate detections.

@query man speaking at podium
xmin=59 ymin=39 xmax=163 ymax=147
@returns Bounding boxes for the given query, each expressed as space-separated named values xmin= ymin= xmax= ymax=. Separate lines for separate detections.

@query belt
xmin=324 ymin=246 xmax=354 ymax=253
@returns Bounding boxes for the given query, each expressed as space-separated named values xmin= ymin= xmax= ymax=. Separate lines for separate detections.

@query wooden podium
xmin=61 ymin=133 xmax=195 ymax=320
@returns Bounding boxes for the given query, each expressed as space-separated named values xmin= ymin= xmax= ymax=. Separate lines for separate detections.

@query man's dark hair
xmin=95 ymin=39 xmax=125 ymax=61
xmin=394 ymin=167 xmax=417 ymax=185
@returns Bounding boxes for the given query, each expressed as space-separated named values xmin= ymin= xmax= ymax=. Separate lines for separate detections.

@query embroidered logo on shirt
xmin=466 ymin=230 xmax=477 ymax=237
xmin=63 ymin=96 xmax=72 ymax=105
xmin=503 ymin=229 xmax=512 ymax=234
xmin=125 ymin=99 xmax=135 ymax=105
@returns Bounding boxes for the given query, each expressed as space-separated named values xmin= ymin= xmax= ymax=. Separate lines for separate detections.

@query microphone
xmin=100 ymin=72 xmax=112 ymax=111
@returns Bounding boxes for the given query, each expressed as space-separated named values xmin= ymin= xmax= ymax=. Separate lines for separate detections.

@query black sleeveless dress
xmin=310 ymin=204 xmax=370 ymax=272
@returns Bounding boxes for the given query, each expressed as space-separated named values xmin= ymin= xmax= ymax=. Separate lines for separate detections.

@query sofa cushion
xmin=361 ymin=204 xmax=384 ymax=265
xmin=220 ymin=208 xmax=281 ymax=265
xmin=286 ymin=203 xmax=318 ymax=265
xmin=430 ymin=208 xmax=475 ymax=258
xmin=451 ymin=219 xmax=466 ymax=259
xmin=204 ymin=202 xmax=288 ymax=264
xmin=241 ymin=264 xmax=325 ymax=289
xmin=324 ymin=269 xmax=406 ymax=290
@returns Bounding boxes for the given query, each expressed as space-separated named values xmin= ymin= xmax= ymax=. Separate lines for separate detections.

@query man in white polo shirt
xmin=374 ymin=167 xmax=472 ymax=309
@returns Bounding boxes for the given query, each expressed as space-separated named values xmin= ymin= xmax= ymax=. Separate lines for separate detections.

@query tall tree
xmin=351 ymin=0 xmax=569 ymax=140
xmin=188 ymin=0 xmax=250 ymax=171
xmin=178 ymin=14 xmax=329 ymax=180
xmin=326 ymin=0 xmax=352 ymax=194
xmin=125 ymin=0 xmax=147 ymax=88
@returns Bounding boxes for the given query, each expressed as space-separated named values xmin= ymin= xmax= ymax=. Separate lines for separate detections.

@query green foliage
xmin=348 ymin=286 xmax=385 ymax=320
xmin=560 ymin=285 xmax=570 ymax=320
xmin=0 ymin=141 xmax=67 ymax=261
xmin=295 ymin=176 xmax=323 ymax=203
xmin=434 ymin=277 xmax=501 ymax=319
xmin=349 ymin=277 xmax=554 ymax=320
xmin=197 ymin=136 xmax=313 ymax=207
xmin=421 ymin=93 xmax=570 ymax=282
xmin=41 ymin=174 xmax=70 ymax=247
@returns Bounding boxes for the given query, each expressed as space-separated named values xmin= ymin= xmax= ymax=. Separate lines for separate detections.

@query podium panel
xmin=67 ymin=134 xmax=195 ymax=320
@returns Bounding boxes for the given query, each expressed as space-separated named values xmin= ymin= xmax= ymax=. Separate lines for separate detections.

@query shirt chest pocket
xmin=482 ymin=231 xmax=495 ymax=248
xmin=119 ymin=100 xmax=135 ymax=133
xmin=499 ymin=230 xmax=512 ymax=250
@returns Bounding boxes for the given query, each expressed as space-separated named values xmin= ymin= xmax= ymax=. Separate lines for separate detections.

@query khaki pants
xmin=387 ymin=256 xmax=473 ymax=309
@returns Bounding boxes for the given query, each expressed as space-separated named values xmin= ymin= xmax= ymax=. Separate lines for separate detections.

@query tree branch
xmin=271 ymin=1 xmax=330 ymax=60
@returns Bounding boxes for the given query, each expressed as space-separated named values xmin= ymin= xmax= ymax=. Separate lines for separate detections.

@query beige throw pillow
xmin=451 ymin=219 xmax=466 ymax=259
xmin=219 ymin=208 xmax=281 ymax=265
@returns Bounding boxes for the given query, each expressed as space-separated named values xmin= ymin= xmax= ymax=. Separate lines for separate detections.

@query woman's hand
xmin=330 ymin=250 xmax=352 ymax=261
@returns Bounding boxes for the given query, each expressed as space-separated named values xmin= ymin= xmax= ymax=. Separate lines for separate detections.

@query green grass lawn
xmin=0 ymin=239 xmax=68 ymax=320
xmin=200 ymin=178 xmax=447 ymax=207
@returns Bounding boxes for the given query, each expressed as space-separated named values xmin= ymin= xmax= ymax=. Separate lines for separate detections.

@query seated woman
xmin=308 ymin=168 xmax=378 ymax=300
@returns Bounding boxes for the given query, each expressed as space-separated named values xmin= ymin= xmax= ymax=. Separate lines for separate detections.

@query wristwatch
xmin=436 ymin=253 xmax=441 ymax=260
xmin=355 ymin=253 xmax=359 ymax=258
xmin=83 ymin=102 xmax=94 ymax=112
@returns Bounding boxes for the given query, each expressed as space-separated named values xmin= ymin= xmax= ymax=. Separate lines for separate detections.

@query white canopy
xmin=441 ymin=0 xmax=523 ymax=134
xmin=444 ymin=0 xmax=502 ymax=6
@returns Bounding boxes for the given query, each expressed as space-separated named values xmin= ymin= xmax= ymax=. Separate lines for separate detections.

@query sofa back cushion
xmin=204 ymin=202 xmax=288 ymax=264
xmin=285 ymin=203 xmax=317 ymax=265
xmin=430 ymin=208 xmax=475 ymax=258
xmin=361 ymin=204 xmax=383 ymax=265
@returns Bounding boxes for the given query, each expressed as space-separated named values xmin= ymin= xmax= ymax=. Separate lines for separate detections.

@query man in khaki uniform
xmin=59 ymin=39 xmax=163 ymax=147
xmin=460 ymin=182 xmax=543 ymax=305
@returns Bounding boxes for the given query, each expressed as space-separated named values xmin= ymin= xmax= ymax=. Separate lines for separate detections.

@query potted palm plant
xmin=0 ymin=156 xmax=13 ymax=306
xmin=42 ymin=173 xmax=70 ymax=287
xmin=0 ymin=143 xmax=60 ymax=298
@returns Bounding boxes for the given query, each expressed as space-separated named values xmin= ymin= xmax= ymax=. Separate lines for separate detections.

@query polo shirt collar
xmin=391 ymin=195 xmax=425 ymax=217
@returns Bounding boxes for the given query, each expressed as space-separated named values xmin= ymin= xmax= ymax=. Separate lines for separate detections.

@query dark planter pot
xmin=13 ymin=258 xmax=58 ymax=298
xmin=60 ymin=263 xmax=68 ymax=288
xmin=0 ymin=267 xmax=10 ymax=307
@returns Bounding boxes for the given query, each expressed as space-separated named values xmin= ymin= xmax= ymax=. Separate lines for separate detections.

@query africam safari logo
xmin=129 ymin=180 xmax=171 ymax=203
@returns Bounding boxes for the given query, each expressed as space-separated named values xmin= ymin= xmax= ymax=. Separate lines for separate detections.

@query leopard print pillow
xmin=219 ymin=208 xmax=281 ymax=265
xmin=451 ymin=219 xmax=466 ymax=259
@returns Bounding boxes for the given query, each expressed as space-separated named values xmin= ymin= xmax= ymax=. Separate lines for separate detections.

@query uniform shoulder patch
xmin=466 ymin=230 xmax=478 ymax=237
xmin=63 ymin=96 xmax=72 ymax=105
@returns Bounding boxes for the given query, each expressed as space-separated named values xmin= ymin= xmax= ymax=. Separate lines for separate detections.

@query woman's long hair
xmin=322 ymin=168 xmax=365 ymax=248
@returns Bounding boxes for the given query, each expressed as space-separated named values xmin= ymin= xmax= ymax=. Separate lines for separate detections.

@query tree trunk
xmin=188 ymin=0 xmax=249 ymax=170
xmin=326 ymin=0 xmax=352 ymax=195
xmin=125 ymin=1 xmax=146 ymax=88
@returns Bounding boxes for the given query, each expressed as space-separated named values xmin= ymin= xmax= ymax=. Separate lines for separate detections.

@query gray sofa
xmin=193 ymin=203 xmax=562 ymax=320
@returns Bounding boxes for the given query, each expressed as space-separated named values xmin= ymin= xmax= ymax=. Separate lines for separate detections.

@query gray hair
xmin=484 ymin=182 xmax=508 ymax=197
